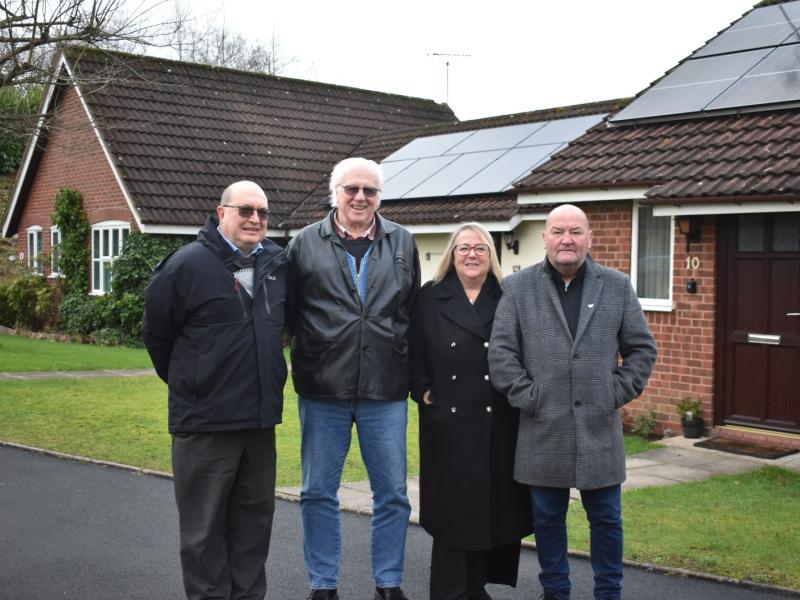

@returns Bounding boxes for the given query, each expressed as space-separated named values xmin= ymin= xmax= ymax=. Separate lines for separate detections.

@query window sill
xmin=639 ymin=299 xmax=674 ymax=312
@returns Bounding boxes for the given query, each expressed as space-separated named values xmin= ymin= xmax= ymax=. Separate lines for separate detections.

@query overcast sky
xmin=172 ymin=0 xmax=758 ymax=121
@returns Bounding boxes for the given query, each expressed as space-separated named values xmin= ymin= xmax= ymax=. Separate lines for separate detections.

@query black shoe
xmin=374 ymin=587 xmax=410 ymax=600
xmin=307 ymin=589 xmax=339 ymax=600
xmin=467 ymin=587 xmax=492 ymax=600
xmin=539 ymin=593 xmax=565 ymax=600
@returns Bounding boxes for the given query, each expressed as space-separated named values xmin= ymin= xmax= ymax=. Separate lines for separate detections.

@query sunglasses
xmin=337 ymin=184 xmax=381 ymax=199
xmin=454 ymin=243 xmax=490 ymax=256
xmin=222 ymin=204 xmax=270 ymax=220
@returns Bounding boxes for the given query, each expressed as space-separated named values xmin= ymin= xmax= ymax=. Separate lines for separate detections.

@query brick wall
xmin=14 ymin=85 xmax=135 ymax=281
xmin=584 ymin=202 xmax=717 ymax=435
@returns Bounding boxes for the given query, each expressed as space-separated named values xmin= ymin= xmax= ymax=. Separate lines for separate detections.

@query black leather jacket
xmin=143 ymin=216 xmax=288 ymax=432
xmin=287 ymin=210 xmax=420 ymax=401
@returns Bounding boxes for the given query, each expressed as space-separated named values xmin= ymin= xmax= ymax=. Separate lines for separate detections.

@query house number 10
xmin=685 ymin=256 xmax=700 ymax=270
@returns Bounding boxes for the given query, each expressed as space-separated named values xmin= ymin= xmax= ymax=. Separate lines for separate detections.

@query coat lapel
xmin=436 ymin=272 xmax=491 ymax=339
xmin=540 ymin=266 xmax=572 ymax=339
xmin=573 ymin=257 xmax=603 ymax=347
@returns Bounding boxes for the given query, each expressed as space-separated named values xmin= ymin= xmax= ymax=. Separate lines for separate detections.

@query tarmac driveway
xmin=1 ymin=444 xmax=797 ymax=600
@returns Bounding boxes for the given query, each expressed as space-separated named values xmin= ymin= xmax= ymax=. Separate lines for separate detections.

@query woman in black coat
xmin=409 ymin=223 xmax=533 ymax=600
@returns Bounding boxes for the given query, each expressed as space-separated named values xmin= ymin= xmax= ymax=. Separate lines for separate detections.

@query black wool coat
xmin=409 ymin=271 xmax=533 ymax=551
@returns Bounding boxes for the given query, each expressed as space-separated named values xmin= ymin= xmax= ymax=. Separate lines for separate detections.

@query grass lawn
xmin=0 ymin=334 xmax=152 ymax=371
xmin=566 ymin=466 xmax=800 ymax=589
xmin=0 ymin=375 xmax=419 ymax=486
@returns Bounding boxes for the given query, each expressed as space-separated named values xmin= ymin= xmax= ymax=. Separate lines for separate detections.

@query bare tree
xmin=0 ymin=0 xmax=174 ymax=88
xmin=169 ymin=2 xmax=296 ymax=76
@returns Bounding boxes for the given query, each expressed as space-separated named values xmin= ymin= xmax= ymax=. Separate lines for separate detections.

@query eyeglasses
xmin=337 ymin=184 xmax=381 ymax=199
xmin=454 ymin=243 xmax=490 ymax=257
xmin=222 ymin=205 xmax=270 ymax=220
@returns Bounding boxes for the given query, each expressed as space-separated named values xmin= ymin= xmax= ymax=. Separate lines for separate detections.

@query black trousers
xmin=172 ymin=428 xmax=276 ymax=600
xmin=429 ymin=538 xmax=522 ymax=600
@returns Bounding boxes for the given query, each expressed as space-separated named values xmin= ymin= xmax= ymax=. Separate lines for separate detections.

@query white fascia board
xmin=519 ymin=212 xmax=549 ymax=222
xmin=140 ymin=222 xmax=287 ymax=239
xmin=653 ymin=202 xmax=800 ymax=217
xmin=62 ymin=54 xmax=144 ymax=231
xmin=517 ymin=187 xmax=649 ymax=206
xmin=2 ymin=60 xmax=64 ymax=238
xmin=403 ymin=215 xmax=523 ymax=235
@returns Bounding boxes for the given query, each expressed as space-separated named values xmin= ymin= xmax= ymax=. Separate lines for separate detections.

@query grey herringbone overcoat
xmin=488 ymin=257 xmax=657 ymax=490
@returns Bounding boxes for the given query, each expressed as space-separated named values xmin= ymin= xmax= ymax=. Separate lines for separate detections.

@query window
xmin=91 ymin=221 xmax=130 ymax=294
xmin=631 ymin=204 xmax=673 ymax=311
xmin=26 ymin=226 xmax=43 ymax=275
xmin=50 ymin=226 xmax=62 ymax=277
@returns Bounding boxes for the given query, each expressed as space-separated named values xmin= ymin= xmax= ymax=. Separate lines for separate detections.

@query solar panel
xmin=693 ymin=4 xmax=800 ymax=57
xmin=610 ymin=0 xmax=800 ymax=124
xmin=380 ymin=159 xmax=415 ymax=182
xmin=446 ymin=122 xmax=544 ymax=154
xmin=401 ymin=151 xmax=504 ymax=199
xmin=381 ymin=155 xmax=457 ymax=199
xmin=522 ymin=115 xmax=605 ymax=146
xmin=383 ymin=131 xmax=473 ymax=161
xmin=380 ymin=113 xmax=606 ymax=201
xmin=708 ymin=44 xmax=800 ymax=110
xmin=451 ymin=144 xmax=564 ymax=195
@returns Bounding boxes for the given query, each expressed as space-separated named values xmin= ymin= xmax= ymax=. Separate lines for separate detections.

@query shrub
xmin=632 ymin=410 xmax=658 ymax=439
xmin=60 ymin=292 xmax=106 ymax=336
xmin=0 ymin=282 xmax=14 ymax=326
xmin=6 ymin=273 xmax=49 ymax=330
xmin=106 ymin=232 xmax=187 ymax=339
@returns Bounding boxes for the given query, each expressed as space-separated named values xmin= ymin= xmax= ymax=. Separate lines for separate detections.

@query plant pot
xmin=681 ymin=417 xmax=704 ymax=439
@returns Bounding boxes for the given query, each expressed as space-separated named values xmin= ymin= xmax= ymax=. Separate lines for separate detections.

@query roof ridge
xmin=64 ymin=45 xmax=451 ymax=107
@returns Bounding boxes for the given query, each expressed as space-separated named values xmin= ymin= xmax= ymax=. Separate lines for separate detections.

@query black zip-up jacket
xmin=143 ymin=216 xmax=288 ymax=433
xmin=287 ymin=210 xmax=420 ymax=401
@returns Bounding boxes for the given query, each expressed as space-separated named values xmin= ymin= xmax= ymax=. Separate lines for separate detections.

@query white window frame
xmin=630 ymin=202 xmax=674 ymax=312
xmin=49 ymin=225 xmax=63 ymax=278
xmin=91 ymin=220 xmax=130 ymax=295
xmin=26 ymin=225 xmax=43 ymax=275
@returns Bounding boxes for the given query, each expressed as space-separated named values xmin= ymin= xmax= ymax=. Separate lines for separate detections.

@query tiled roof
xmin=515 ymin=108 xmax=800 ymax=202
xmin=66 ymin=48 xmax=455 ymax=227
xmin=284 ymin=99 xmax=628 ymax=228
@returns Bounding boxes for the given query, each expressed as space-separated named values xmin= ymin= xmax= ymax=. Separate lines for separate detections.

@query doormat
xmin=694 ymin=437 xmax=799 ymax=460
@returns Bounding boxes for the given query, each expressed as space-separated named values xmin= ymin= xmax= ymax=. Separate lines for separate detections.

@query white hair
xmin=328 ymin=157 xmax=384 ymax=207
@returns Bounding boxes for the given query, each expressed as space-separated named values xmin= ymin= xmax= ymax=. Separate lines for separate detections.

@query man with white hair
xmin=143 ymin=181 xmax=288 ymax=600
xmin=287 ymin=158 xmax=420 ymax=600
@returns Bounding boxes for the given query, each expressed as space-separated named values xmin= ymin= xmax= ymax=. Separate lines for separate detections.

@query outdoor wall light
xmin=676 ymin=216 xmax=701 ymax=253
xmin=503 ymin=231 xmax=519 ymax=255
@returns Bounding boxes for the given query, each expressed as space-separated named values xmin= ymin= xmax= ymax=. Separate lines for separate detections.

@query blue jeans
xmin=531 ymin=485 xmax=623 ymax=600
xmin=298 ymin=396 xmax=411 ymax=589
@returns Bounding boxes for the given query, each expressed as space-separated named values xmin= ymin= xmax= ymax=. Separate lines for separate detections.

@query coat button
xmin=575 ymin=400 xmax=582 ymax=407
xmin=451 ymin=406 xmax=457 ymax=413
xmin=451 ymin=374 xmax=457 ymax=381
xmin=483 ymin=342 xmax=489 ymax=348
xmin=486 ymin=406 xmax=492 ymax=413
xmin=450 ymin=341 xmax=456 ymax=348
xmin=484 ymin=374 xmax=490 ymax=381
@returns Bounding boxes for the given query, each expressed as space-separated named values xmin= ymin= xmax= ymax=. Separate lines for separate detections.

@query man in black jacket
xmin=287 ymin=158 xmax=420 ymax=600
xmin=143 ymin=181 xmax=287 ymax=600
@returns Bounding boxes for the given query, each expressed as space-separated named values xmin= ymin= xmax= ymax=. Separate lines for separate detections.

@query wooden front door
xmin=716 ymin=213 xmax=800 ymax=433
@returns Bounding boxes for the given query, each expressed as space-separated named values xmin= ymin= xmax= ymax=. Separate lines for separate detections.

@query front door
xmin=716 ymin=213 xmax=800 ymax=433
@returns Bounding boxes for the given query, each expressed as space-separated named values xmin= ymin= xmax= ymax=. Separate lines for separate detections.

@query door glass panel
xmin=737 ymin=214 xmax=765 ymax=251
xmin=772 ymin=213 xmax=800 ymax=252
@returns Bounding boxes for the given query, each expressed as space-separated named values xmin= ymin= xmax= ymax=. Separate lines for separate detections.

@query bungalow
xmin=513 ymin=0 xmax=800 ymax=448
xmin=1 ymin=46 xmax=456 ymax=292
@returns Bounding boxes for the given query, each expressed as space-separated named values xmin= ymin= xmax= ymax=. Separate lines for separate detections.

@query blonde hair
xmin=432 ymin=222 xmax=504 ymax=283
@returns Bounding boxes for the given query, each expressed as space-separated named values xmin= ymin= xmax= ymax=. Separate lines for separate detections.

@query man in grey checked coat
xmin=488 ymin=204 xmax=657 ymax=600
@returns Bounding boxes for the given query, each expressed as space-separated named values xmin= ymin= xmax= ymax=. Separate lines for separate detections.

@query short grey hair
xmin=328 ymin=157 xmax=384 ymax=207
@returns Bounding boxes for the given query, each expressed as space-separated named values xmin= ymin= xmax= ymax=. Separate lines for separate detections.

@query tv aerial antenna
xmin=429 ymin=52 xmax=471 ymax=105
